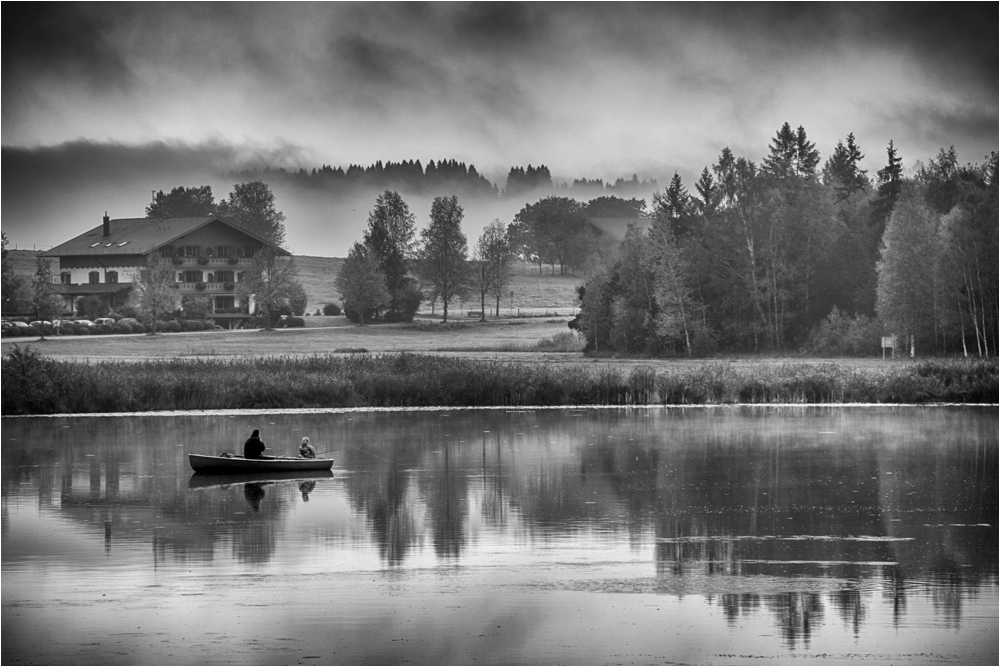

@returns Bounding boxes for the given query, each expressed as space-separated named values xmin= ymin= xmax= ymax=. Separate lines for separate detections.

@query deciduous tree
xmin=418 ymin=196 xmax=469 ymax=323
xmin=132 ymin=256 xmax=178 ymax=333
xmin=363 ymin=190 xmax=418 ymax=318
xmin=335 ymin=242 xmax=390 ymax=325
xmin=146 ymin=186 xmax=217 ymax=219
xmin=876 ymin=186 xmax=940 ymax=356
xmin=238 ymin=248 xmax=300 ymax=329
xmin=217 ymin=181 xmax=287 ymax=247
xmin=476 ymin=219 xmax=516 ymax=318
xmin=32 ymin=255 xmax=62 ymax=323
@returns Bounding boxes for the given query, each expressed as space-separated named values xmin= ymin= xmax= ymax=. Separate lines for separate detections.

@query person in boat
xmin=298 ymin=437 xmax=316 ymax=459
xmin=243 ymin=429 xmax=267 ymax=459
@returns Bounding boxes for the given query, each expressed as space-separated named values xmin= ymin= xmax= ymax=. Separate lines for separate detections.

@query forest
xmin=571 ymin=125 xmax=997 ymax=357
xmin=332 ymin=123 xmax=996 ymax=358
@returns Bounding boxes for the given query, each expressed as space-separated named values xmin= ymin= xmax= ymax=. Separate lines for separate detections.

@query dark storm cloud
xmin=1 ymin=2 xmax=133 ymax=90
xmin=449 ymin=3 xmax=550 ymax=52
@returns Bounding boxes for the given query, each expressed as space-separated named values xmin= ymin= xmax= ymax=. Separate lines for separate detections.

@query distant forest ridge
xmin=229 ymin=160 xmax=660 ymax=199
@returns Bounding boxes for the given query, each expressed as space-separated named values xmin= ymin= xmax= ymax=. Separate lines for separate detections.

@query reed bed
xmin=2 ymin=346 xmax=996 ymax=415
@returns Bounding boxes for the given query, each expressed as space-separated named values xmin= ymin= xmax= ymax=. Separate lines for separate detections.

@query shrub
xmin=204 ymin=320 xmax=219 ymax=330
xmin=805 ymin=308 xmax=883 ymax=357
xmin=162 ymin=320 xmax=182 ymax=333
xmin=323 ymin=303 xmax=342 ymax=316
xmin=172 ymin=257 xmax=184 ymax=265
xmin=243 ymin=317 xmax=267 ymax=329
xmin=533 ymin=331 xmax=585 ymax=352
xmin=344 ymin=305 xmax=378 ymax=324
xmin=112 ymin=323 xmax=132 ymax=334
xmin=284 ymin=316 xmax=306 ymax=328
xmin=117 ymin=306 xmax=139 ymax=319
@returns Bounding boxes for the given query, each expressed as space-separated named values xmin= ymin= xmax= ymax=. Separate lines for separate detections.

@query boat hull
xmin=189 ymin=453 xmax=334 ymax=474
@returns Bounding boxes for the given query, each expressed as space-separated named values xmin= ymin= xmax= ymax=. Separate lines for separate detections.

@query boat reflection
xmin=187 ymin=469 xmax=334 ymax=490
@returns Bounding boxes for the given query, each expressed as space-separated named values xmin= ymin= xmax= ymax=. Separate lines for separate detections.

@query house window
xmin=184 ymin=245 xmax=200 ymax=258
xmin=159 ymin=246 xmax=175 ymax=258
xmin=89 ymin=271 xmax=100 ymax=284
xmin=216 ymin=245 xmax=230 ymax=258
xmin=215 ymin=270 xmax=234 ymax=284
xmin=215 ymin=296 xmax=235 ymax=311
xmin=60 ymin=272 xmax=71 ymax=285
xmin=237 ymin=246 xmax=255 ymax=259
xmin=183 ymin=270 xmax=203 ymax=283
xmin=106 ymin=271 xmax=118 ymax=284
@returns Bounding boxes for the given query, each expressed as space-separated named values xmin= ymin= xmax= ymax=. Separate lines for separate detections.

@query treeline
xmin=229 ymin=161 xmax=658 ymax=199
xmin=574 ymin=124 xmax=998 ymax=357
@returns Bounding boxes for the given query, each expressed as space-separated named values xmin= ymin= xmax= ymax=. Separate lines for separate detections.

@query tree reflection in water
xmin=1 ymin=407 xmax=995 ymax=650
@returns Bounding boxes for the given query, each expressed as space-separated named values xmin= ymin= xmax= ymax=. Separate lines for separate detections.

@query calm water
xmin=2 ymin=406 xmax=997 ymax=665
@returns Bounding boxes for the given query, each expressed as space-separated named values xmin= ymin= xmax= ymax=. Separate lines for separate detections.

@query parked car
xmin=119 ymin=317 xmax=141 ymax=327
xmin=94 ymin=317 xmax=115 ymax=326
xmin=29 ymin=321 xmax=52 ymax=328
xmin=9 ymin=321 xmax=30 ymax=328
xmin=73 ymin=319 xmax=95 ymax=327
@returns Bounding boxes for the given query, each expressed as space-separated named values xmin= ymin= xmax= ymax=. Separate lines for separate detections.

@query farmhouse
xmin=42 ymin=214 xmax=289 ymax=324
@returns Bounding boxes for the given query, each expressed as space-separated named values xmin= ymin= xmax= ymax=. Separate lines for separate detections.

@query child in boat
xmin=298 ymin=437 xmax=316 ymax=458
xmin=243 ymin=429 xmax=266 ymax=459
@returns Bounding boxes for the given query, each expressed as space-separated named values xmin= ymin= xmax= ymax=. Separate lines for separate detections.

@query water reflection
xmin=2 ymin=407 xmax=997 ymax=661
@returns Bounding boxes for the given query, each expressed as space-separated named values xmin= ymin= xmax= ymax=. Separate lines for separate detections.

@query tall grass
xmin=2 ymin=346 xmax=996 ymax=415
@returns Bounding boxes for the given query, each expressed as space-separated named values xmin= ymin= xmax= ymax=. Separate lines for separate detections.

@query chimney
xmin=102 ymin=212 xmax=110 ymax=238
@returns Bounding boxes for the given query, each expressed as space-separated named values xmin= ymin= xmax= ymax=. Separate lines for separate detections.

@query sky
xmin=2 ymin=2 xmax=997 ymax=256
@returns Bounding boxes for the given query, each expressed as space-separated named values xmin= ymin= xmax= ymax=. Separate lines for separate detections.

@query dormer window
xmin=90 ymin=242 xmax=101 ymax=248
xmin=118 ymin=241 xmax=129 ymax=247
xmin=105 ymin=242 xmax=114 ymax=247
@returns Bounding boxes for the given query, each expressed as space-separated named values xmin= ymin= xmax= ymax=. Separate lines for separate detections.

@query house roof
xmin=42 ymin=216 xmax=290 ymax=258
xmin=586 ymin=217 xmax=652 ymax=240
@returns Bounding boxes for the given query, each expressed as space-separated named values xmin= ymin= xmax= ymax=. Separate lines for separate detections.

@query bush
xmin=805 ymin=308 xmax=883 ymax=357
xmin=243 ymin=317 xmax=267 ymax=329
xmin=162 ymin=320 xmax=181 ymax=333
xmin=284 ymin=316 xmax=306 ymax=328
xmin=388 ymin=281 xmax=422 ymax=322
xmin=344 ymin=305 xmax=379 ymax=324
xmin=77 ymin=295 xmax=110 ymax=321
xmin=112 ymin=323 xmax=132 ymax=334
xmin=117 ymin=306 xmax=139 ymax=319
xmin=323 ymin=303 xmax=342 ymax=316
xmin=204 ymin=319 xmax=219 ymax=330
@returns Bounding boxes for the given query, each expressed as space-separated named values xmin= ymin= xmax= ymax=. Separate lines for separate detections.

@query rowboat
xmin=188 ymin=453 xmax=334 ymax=474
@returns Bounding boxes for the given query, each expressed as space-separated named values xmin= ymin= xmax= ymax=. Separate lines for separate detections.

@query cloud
xmin=1 ymin=3 xmax=133 ymax=91
xmin=2 ymin=3 xmax=996 ymax=254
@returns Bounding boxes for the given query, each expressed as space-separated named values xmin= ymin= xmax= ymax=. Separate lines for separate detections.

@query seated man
xmin=298 ymin=436 xmax=316 ymax=458
xmin=243 ymin=429 xmax=267 ymax=459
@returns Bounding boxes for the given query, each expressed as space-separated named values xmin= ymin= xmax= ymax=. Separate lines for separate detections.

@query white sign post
xmin=881 ymin=335 xmax=896 ymax=360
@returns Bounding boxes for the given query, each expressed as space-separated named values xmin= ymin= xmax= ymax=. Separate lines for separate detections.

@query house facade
xmin=42 ymin=214 xmax=290 ymax=325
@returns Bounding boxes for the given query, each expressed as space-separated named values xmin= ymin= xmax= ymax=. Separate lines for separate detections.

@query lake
xmin=2 ymin=406 xmax=997 ymax=665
